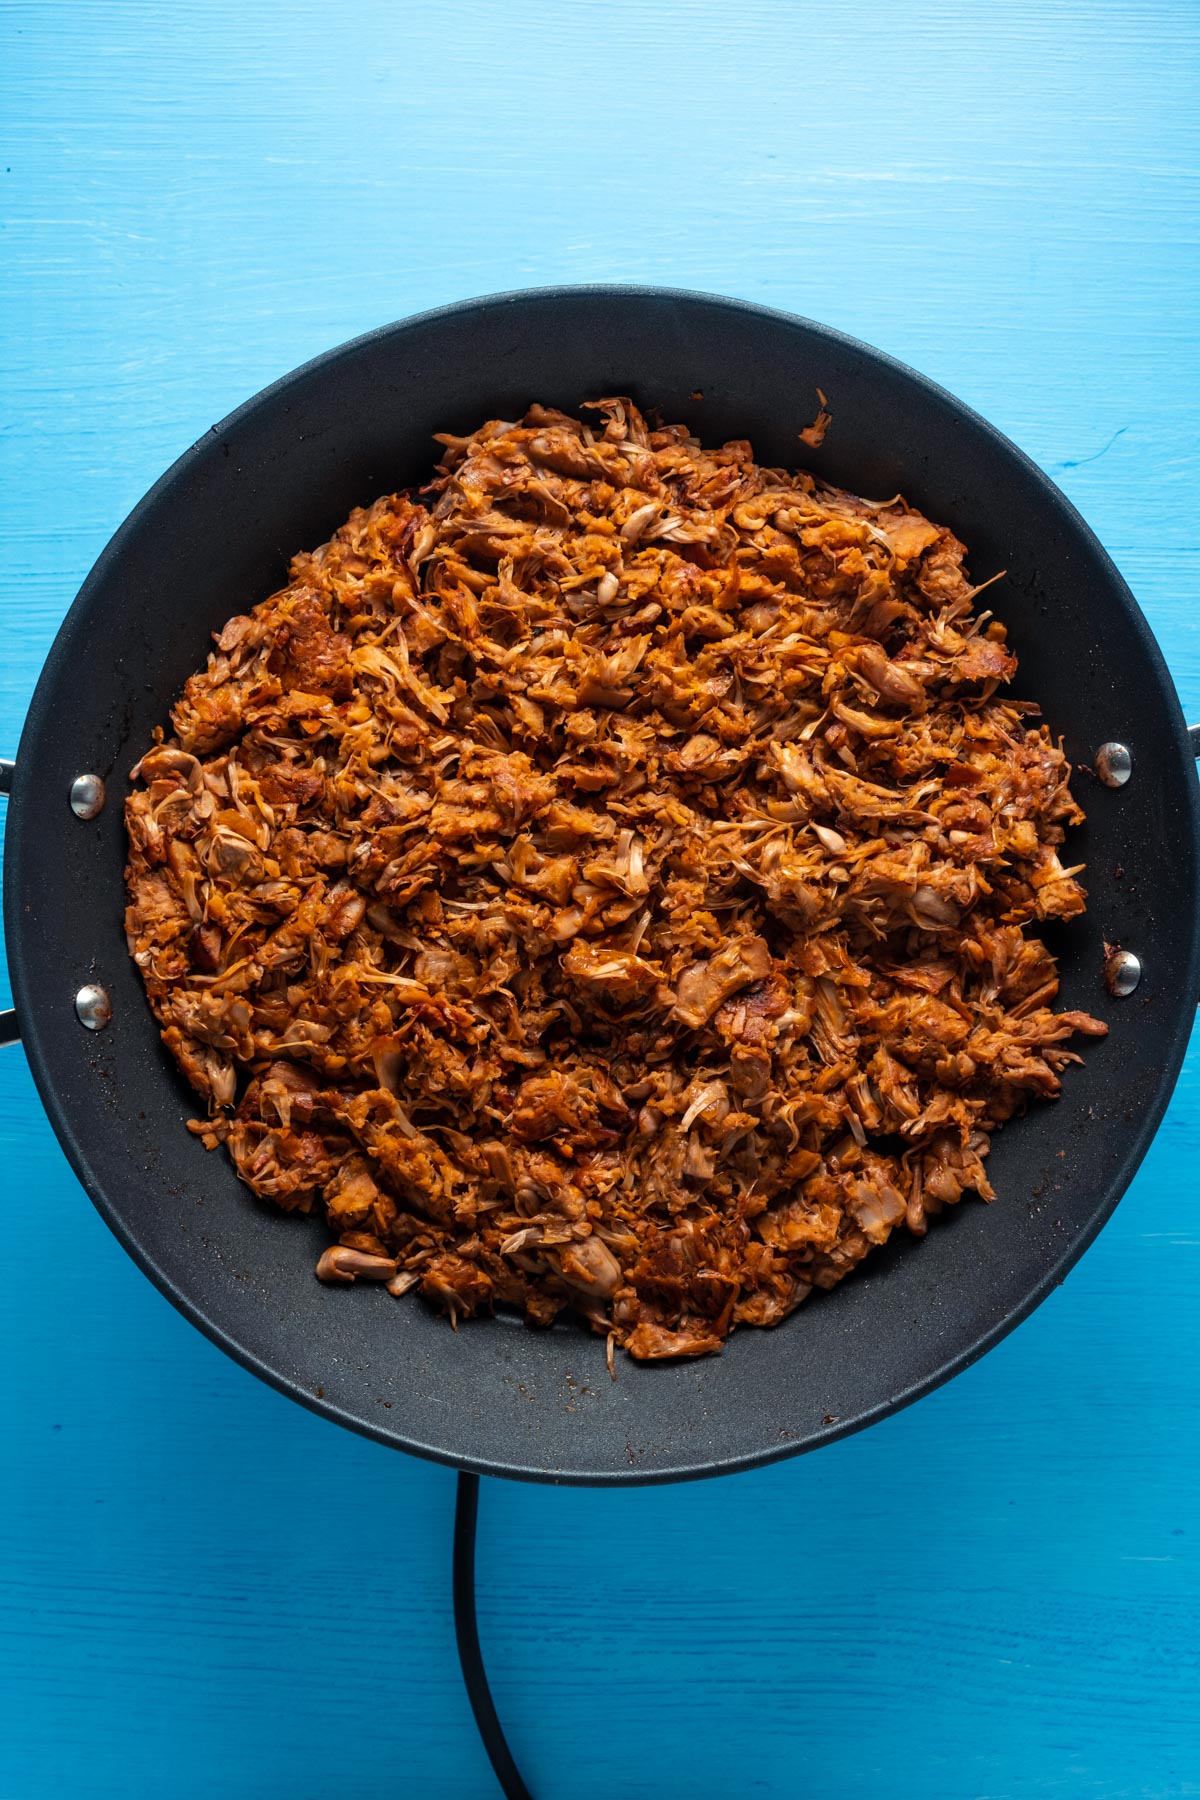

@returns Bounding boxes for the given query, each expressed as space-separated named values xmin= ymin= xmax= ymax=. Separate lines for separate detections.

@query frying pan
xmin=3 ymin=285 xmax=1197 ymax=1487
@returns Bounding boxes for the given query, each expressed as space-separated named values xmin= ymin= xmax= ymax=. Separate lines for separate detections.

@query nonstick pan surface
xmin=5 ymin=286 xmax=1197 ymax=1483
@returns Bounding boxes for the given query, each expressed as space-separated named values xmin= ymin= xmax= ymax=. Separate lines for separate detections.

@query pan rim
xmin=7 ymin=282 xmax=1199 ymax=1484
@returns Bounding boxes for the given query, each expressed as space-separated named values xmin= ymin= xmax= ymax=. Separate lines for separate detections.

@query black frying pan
xmin=4 ymin=286 xmax=1197 ymax=1485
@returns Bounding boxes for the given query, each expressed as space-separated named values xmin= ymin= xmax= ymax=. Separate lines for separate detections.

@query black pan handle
xmin=1 ymin=757 xmax=19 ymax=1045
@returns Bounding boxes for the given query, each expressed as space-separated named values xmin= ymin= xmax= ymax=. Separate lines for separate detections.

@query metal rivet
xmin=75 ymin=983 xmax=113 ymax=1031
xmin=69 ymin=772 xmax=106 ymax=819
xmin=1104 ymin=949 xmax=1142 ymax=997
xmin=1094 ymin=742 xmax=1132 ymax=787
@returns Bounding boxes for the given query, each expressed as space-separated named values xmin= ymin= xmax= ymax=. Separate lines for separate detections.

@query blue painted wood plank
xmin=2 ymin=1 xmax=1198 ymax=1794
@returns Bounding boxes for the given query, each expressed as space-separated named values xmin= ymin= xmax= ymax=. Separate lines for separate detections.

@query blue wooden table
xmin=3 ymin=3 xmax=1198 ymax=1795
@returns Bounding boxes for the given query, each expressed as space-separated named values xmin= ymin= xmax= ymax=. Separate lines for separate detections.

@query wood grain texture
xmin=2 ymin=1 xmax=1198 ymax=1794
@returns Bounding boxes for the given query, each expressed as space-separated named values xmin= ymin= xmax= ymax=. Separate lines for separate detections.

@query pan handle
xmin=1 ymin=757 xmax=19 ymax=1045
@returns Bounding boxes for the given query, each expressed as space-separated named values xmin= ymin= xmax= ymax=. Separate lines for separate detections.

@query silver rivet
xmin=1095 ymin=742 xmax=1132 ymax=787
xmin=75 ymin=983 xmax=113 ymax=1031
xmin=69 ymin=772 xmax=106 ymax=819
xmin=1104 ymin=949 xmax=1141 ymax=997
